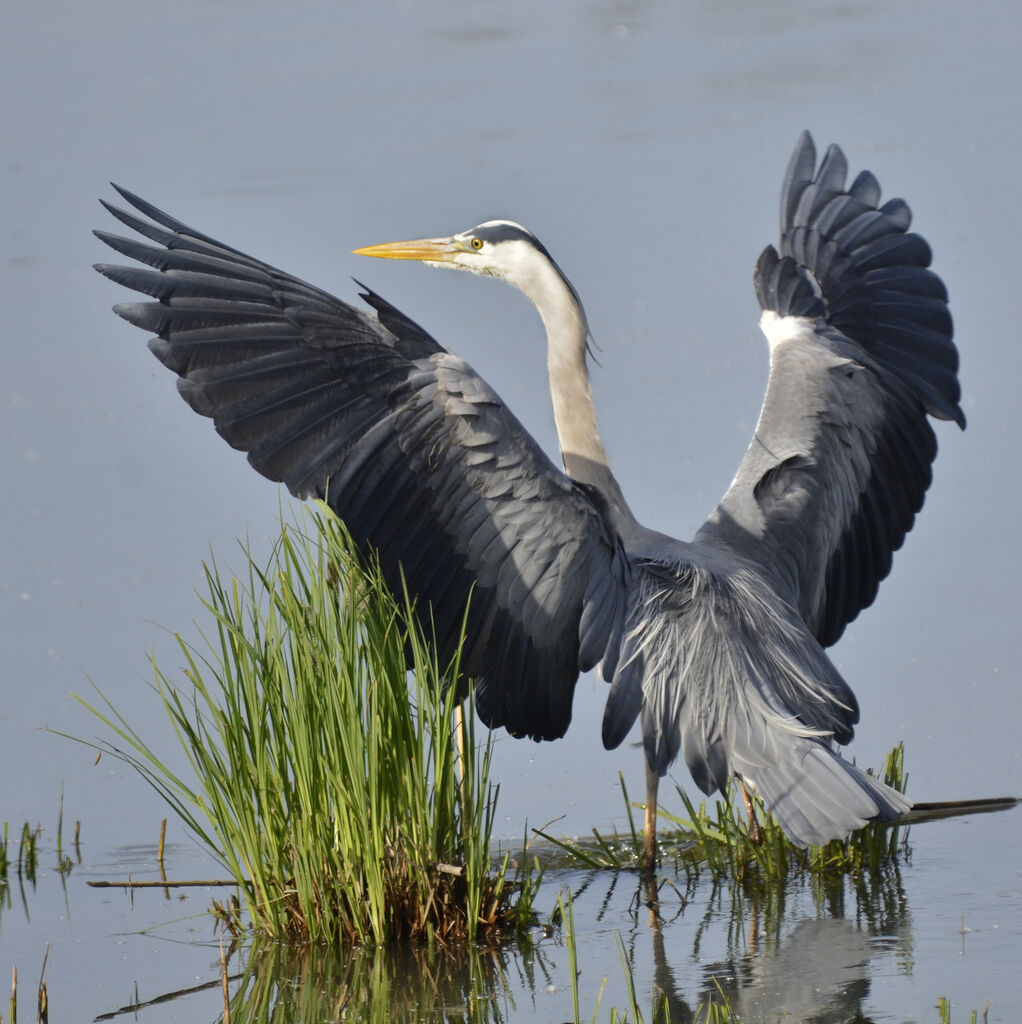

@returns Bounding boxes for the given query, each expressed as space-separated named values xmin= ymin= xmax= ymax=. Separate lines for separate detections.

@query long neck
xmin=523 ymin=264 xmax=635 ymax=526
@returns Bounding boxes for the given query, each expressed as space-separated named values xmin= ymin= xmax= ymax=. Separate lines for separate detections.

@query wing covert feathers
xmin=701 ymin=132 xmax=964 ymax=647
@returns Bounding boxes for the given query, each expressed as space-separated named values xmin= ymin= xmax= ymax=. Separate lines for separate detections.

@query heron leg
xmin=641 ymin=763 xmax=659 ymax=873
xmin=748 ymin=902 xmax=760 ymax=955
xmin=737 ymin=776 xmax=762 ymax=844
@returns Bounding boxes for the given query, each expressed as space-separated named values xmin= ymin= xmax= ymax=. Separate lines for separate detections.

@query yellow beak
xmin=352 ymin=237 xmax=460 ymax=262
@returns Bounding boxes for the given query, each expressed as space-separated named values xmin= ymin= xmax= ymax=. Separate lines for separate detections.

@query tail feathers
xmin=733 ymin=737 xmax=910 ymax=848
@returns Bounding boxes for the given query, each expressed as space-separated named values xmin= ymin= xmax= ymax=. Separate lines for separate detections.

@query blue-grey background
xmin=2 ymin=1 xmax=1019 ymax=1018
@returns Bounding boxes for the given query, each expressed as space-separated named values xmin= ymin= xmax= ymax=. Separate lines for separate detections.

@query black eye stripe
xmin=472 ymin=223 xmax=538 ymax=248
xmin=468 ymin=222 xmax=584 ymax=315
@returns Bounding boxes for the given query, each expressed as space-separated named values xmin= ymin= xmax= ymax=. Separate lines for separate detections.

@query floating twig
xmin=904 ymin=797 xmax=1018 ymax=823
xmin=87 ymin=878 xmax=238 ymax=889
xmin=94 ymin=972 xmax=245 ymax=1021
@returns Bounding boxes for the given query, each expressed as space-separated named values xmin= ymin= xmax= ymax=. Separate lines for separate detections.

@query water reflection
xmin=223 ymin=936 xmax=550 ymax=1024
xmin=610 ymin=859 xmax=911 ymax=1023
xmin=722 ymin=919 xmax=874 ymax=1023
xmin=140 ymin=859 xmax=916 ymax=1023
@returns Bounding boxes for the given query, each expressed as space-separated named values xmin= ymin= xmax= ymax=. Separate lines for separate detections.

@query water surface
xmin=2 ymin=0 xmax=1020 ymax=1018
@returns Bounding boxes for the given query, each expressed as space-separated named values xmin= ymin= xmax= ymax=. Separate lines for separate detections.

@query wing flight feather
xmin=95 ymin=188 xmax=629 ymax=741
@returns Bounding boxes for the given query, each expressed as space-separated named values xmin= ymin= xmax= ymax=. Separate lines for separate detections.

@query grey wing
xmin=94 ymin=187 xmax=629 ymax=741
xmin=697 ymin=132 xmax=964 ymax=647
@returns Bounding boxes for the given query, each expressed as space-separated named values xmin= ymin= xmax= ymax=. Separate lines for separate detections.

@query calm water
xmin=4 ymin=811 xmax=1019 ymax=1020
xmin=3 ymin=0 xmax=1020 ymax=1018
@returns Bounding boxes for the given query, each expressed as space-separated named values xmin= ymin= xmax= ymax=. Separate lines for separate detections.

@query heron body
xmin=95 ymin=133 xmax=963 ymax=869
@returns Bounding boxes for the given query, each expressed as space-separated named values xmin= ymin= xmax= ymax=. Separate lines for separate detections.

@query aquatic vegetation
xmin=4 ymin=951 xmax=51 ymax=1024
xmin=0 ymin=822 xmax=39 ymax=893
xmin=0 ymin=824 xmax=9 ymax=888
xmin=541 ymin=742 xmax=909 ymax=890
xmin=560 ymin=893 xmax=737 ymax=1023
xmin=0 ymin=824 xmax=38 ymax=934
xmin=936 ymin=995 xmax=990 ymax=1023
xmin=661 ymin=740 xmax=909 ymax=884
xmin=74 ymin=504 xmax=539 ymax=944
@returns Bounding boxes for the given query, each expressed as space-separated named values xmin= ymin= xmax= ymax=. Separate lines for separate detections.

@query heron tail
xmin=731 ymin=734 xmax=911 ymax=847
xmin=620 ymin=556 xmax=909 ymax=846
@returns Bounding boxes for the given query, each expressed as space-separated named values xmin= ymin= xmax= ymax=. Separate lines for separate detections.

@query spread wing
xmin=95 ymin=187 xmax=629 ymax=740
xmin=698 ymin=132 xmax=964 ymax=646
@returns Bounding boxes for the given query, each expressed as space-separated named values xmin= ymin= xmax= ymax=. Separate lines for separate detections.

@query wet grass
xmin=541 ymin=742 xmax=910 ymax=890
xmin=0 ymin=802 xmax=80 ymax=898
xmin=661 ymin=740 xmax=908 ymax=884
xmin=72 ymin=504 xmax=539 ymax=945
xmin=0 ymin=822 xmax=40 ymax=896
xmin=4 ymin=949 xmax=51 ymax=1024
xmin=936 ymin=996 xmax=990 ymax=1023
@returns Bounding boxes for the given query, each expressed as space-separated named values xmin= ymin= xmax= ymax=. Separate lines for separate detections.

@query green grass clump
xmin=660 ymin=740 xmax=908 ymax=884
xmin=75 ymin=503 xmax=537 ymax=944
xmin=543 ymin=743 xmax=909 ymax=888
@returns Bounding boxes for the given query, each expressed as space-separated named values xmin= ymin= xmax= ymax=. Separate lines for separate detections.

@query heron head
xmin=354 ymin=220 xmax=588 ymax=336
xmin=353 ymin=220 xmax=545 ymax=280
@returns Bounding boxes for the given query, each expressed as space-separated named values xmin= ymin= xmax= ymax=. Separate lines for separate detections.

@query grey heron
xmin=95 ymin=132 xmax=963 ymax=870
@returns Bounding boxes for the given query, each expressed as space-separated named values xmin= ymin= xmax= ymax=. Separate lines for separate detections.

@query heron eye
xmin=470 ymin=237 xmax=483 ymax=250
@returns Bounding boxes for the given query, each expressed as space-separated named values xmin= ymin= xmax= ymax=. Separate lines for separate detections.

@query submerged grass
xmin=72 ymin=503 xmax=537 ymax=944
xmin=936 ymin=996 xmax=990 ymax=1023
xmin=0 ymin=824 xmax=39 ymax=890
xmin=1 ymin=821 xmax=38 ymax=925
